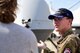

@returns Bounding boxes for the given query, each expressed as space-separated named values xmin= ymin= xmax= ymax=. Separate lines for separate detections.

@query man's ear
xmin=69 ymin=19 xmax=72 ymax=22
xmin=69 ymin=19 xmax=72 ymax=25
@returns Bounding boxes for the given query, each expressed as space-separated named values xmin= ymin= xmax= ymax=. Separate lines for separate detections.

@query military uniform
xmin=41 ymin=29 xmax=80 ymax=53
xmin=41 ymin=32 xmax=60 ymax=53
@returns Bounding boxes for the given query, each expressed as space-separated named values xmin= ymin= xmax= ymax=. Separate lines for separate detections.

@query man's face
xmin=53 ymin=17 xmax=71 ymax=32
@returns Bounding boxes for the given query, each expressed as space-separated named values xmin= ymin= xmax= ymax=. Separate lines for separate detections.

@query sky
xmin=45 ymin=0 xmax=80 ymax=11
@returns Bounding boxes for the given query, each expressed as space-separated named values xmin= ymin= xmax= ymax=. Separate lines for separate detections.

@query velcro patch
xmin=64 ymin=48 xmax=71 ymax=53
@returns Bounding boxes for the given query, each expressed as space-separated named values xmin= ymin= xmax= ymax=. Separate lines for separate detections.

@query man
xmin=0 ymin=0 xmax=38 ymax=53
xmin=39 ymin=8 xmax=80 ymax=53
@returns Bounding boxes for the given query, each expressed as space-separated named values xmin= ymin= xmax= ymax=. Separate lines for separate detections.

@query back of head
xmin=0 ymin=0 xmax=17 ymax=24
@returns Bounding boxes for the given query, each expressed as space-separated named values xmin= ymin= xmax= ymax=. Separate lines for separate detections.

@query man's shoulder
xmin=58 ymin=34 xmax=79 ymax=45
xmin=67 ymin=34 xmax=79 ymax=40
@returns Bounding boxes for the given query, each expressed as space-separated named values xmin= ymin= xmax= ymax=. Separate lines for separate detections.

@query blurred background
xmin=14 ymin=0 xmax=80 ymax=41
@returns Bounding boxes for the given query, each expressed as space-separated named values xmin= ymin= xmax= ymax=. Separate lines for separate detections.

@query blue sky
xmin=45 ymin=0 xmax=80 ymax=11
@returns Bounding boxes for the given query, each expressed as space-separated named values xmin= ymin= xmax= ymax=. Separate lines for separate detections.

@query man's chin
xmin=55 ymin=28 xmax=59 ymax=31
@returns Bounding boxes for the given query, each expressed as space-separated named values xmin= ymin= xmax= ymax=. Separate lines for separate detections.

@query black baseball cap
xmin=48 ymin=8 xmax=73 ymax=20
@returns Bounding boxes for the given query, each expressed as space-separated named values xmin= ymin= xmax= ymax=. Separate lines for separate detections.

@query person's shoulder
xmin=65 ymin=33 xmax=80 ymax=45
xmin=13 ymin=23 xmax=30 ymax=30
xmin=13 ymin=23 xmax=35 ymax=35
xmin=14 ymin=23 xmax=37 ymax=39
xmin=67 ymin=34 xmax=79 ymax=39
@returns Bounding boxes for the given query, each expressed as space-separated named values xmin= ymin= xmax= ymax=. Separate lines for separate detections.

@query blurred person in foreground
xmin=0 ymin=0 xmax=38 ymax=53
xmin=38 ymin=8 xmax=80 ymax=53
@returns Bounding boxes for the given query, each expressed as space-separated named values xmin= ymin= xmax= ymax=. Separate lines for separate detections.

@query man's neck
xmin=59 ymin=28 xmax=71 ymax=36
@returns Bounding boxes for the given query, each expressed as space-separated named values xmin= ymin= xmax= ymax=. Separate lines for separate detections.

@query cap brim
xmin=48 ymin=15 xmax=55 ymax=20
xmin=48 ymin=14 xmax=64 ymax=20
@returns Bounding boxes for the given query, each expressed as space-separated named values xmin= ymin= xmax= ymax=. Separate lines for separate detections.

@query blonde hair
xmin=0 ymin=0 xmax=17 ymax=24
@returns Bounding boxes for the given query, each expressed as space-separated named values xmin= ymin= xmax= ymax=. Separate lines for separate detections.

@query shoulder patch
xmin=63 ymin=48 xmax=71 ymax=53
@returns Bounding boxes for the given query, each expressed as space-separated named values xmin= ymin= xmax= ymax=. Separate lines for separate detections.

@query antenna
xmin=69 ymin=1 xmax=80 ymax=9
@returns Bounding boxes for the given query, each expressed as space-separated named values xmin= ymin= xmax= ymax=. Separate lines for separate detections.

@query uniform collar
xmin=62 ymin=28 xmax=74 ymax=38
xmin=57 ymin=28 xmax=74 ymax=44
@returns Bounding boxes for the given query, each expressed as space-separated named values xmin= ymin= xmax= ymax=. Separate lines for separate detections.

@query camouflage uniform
xmin=41 ymin=29 xmax=80 ymax=53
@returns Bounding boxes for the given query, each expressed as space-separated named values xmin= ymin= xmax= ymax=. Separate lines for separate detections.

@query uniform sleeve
xmin=62 ymin=37 xmax=78 ymax=53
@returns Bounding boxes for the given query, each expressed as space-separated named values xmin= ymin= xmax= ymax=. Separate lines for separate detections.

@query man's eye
xmin=58 ymin=18 xmax=62 ymax=20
